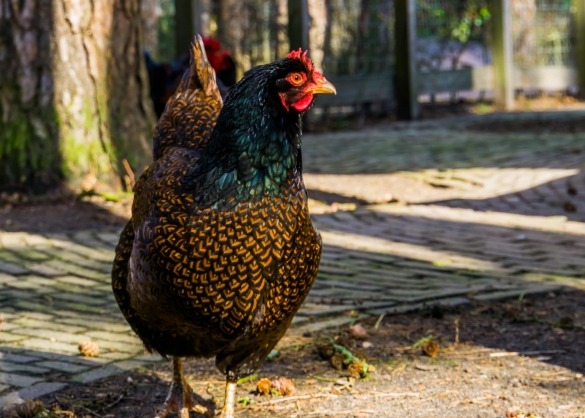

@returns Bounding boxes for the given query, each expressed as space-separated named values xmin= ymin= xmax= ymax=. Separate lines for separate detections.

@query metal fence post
xmin=575 ymin=0 xmax=585 ymax=99
xmin=492 ymin=0 xmax=514 ymax=110
xmin=394 ymin=0 xmax=419 ymax=120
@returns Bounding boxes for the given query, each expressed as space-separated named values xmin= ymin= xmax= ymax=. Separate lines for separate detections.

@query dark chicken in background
xmin=143 ymin=50 xmax=189 ymax=118
xmin=113 ymin=34 xmax=336 ymax=418
xmin=145 ymin=36 xmax=236 ymax=118
xmin=202 ymin=36 xmax=237 ymax=97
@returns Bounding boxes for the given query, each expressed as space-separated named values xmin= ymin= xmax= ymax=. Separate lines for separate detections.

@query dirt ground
xmin=2 ymin=102 xmax=585 ymax=418
xmin=3 ymin=290 xmax=583 ymax=418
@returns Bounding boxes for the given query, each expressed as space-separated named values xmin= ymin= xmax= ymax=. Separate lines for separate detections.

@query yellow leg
xmin=221 ymin=380 xmax=237 ymax=418
xmin=155 ymin=357 xmax=207 ymax=418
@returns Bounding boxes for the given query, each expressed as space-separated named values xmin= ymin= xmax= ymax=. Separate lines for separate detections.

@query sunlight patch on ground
xmin=319 ymin=229 xmax=502 ymax=272
xmin=305 ymin=168 xmax=580 ymax=207
xmin=374 ymin=203 xmax=585 ymax=235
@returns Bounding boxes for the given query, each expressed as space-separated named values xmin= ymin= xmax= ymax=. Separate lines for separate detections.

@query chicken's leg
xmin=155 ymin=357 xmax=207 ymax=418
xmin=220 ymin=380 xmax=237 ymax=418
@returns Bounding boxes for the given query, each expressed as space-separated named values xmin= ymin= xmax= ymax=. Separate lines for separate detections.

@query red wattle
xmin=291 ymin=94 xmax=313 ymax=112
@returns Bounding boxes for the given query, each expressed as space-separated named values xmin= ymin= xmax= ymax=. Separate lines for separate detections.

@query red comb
xmin=202 ymin=36 xmax=221 ymax=52
xmin=287 ymin=48 xmax=314 ymax=72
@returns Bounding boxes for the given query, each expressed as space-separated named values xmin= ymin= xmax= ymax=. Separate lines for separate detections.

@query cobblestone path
xmin=2 ymin=110 xmax=585 ymax=408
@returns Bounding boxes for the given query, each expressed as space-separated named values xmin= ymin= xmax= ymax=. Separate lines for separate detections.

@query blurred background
xmin=0 ymin=0 xmax=584 ymax=194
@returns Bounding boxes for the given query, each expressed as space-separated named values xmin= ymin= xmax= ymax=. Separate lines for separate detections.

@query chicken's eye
xmin=287 ymin=72 xmax=305 ymax=86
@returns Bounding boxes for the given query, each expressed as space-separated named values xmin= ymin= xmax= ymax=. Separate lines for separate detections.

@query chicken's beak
xmin=308 ymin=78 xmax=337 ymax=95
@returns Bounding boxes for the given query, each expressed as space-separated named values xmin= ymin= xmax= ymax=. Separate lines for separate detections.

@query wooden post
xmin=192 ymin=0 xmax=204 ymax=36
xmin=288 ymin=0 xmax=309 ymax=51
xmin=575 ymin=0 xmax=585 ymax=99
xmin=394 ymin=0 xmax=419 ymax=120
xmin=175 ymin=0 xmax=194 ymax=55
xmin=491 ymin=0 xmax=514 ymax=110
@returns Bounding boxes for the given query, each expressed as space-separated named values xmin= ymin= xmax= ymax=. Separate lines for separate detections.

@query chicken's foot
xmin=155 ymin=357 xmax=208 ymax=418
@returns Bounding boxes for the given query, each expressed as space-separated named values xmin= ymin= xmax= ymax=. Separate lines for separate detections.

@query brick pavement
xmin=2 ymin=110 xmax=585 ymax=409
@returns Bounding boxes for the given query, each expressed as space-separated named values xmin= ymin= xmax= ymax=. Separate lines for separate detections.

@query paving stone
xmin=291 ymin=315 xmax=311 ymax=325
xmin=0 ymin=262 xmax=28 ymax=275
xmin=368 ymin=302 xmax=429 ymax=316
xmin=84 ymin=331 xmax=141 ymax=344
xmin=0 ymin=372 xmax=42 ymax=387
xmin=36 ymin=361 xmax=89 ymax=373
xmin=0 ymin=353 xmax=42 ymax=364
xmin=110 ymin=359 xmax=149 ymax=371
xmin=0 ymin=233 xmax=29 ymax=248
xmin=96 ymin=232 xmax=122 ymax=245
xmin=0 ymin=361 xmax=51 ymax=374
xmin=133 ymin=353 xmax=165 ymax=362
xmin=26 ymin=263 xmax=67 ymax=277
xmin=49 ymin=292 xmax=111 ymax=306
xmin=10 ymin=300 xmax=53 ymax=312
xmin=11 ymin=249 xmax=51 ymax=262
xmin=0 ymin=382 xmax=67 ymax=406
xmin=473 ymin=285 xmax=560 ymax=301
xmin=50 ymin=301 xmax=109 ymax=315
xmin=0 ymin=332 xmax=27 ymax=343
xmin=43 ymin=260 xmax=107 ymax=281
xmin=98 ymin=351 xmax=139 ymax=361
xmin=296 ymin=304 xmax=361 ymax=317
xmin=293 ymin=315 xmax=367 ymax=335
xmin=71 ymin=364 xmax=126 ymax=384
xmin=23 ymin=234 xmax=52 ymax=246
xmin=56 ymin=276 xmax=102 ymax=287
xmin=11 ymin=318 xmax=87 ymax=334
xmin=14 ymin=329 xmax=85 ymax=344
xmin=26 ymin=351 xmax=108 ymax=365
xmin=0 ymin=273 xmax=17 ymax=284
xmin=4 ymin=279 xmax=55 ymax=294
xmin=20 ymin=338 xmax=79 ymax=354
xmin=58 ymin=318 xmax=130 ymax=332
xmin=91 ymin=339 xmax=143 ymax=354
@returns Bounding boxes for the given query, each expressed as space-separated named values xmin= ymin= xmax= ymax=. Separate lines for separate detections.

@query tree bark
xmin=216 ymin=0 xmax=246 ymax=76
xmin=0 ymin=0 xmax=153 ymax=193
xmin=141 ymin=0 xmax=159 ymax=54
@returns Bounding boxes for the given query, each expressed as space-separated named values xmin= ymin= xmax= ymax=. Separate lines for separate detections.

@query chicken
xmin=113 ymin=35 xmax=222 ymax=416
xmin=152 ymin=38 xmax=223 ymax=161
xmin=145 ymin=36 xmax=236 ymax=118
xmin=112 ymin=40 xmax=336 ymax=418
xmin=202 ymin=36 xmax=237 ymax=97
xmin=144 ymin=50 xmax=190 ymax=118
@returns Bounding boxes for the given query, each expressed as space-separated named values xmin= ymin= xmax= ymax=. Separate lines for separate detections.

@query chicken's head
xmin=276 ymin=49 xmax=336 ymax=113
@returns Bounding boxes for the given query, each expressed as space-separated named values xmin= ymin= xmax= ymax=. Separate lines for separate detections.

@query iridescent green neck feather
xmin=184 ymin=59 xmax=305 ymax=209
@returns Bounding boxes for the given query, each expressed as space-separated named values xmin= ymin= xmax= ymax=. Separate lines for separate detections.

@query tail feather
xmin=175 ymin=35 xmax=223 ymax=105
xmin=152 ymin=35 xmax=223 ymax=160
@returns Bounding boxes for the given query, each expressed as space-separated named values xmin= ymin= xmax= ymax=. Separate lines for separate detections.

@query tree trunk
xmin=216 ymin=0 xmax=246 ymax=76
xmin=0 ymin=0 xmax=154 ymax=193
xmin=141 ymin=0 xmax=160 ymax=54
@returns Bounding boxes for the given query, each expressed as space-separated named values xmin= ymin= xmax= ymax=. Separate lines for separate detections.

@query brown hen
xmin=112 ymin=38 xmax=335 ymax=418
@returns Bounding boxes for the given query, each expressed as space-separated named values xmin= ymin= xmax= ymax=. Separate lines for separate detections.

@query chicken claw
xmin=155 ymin=357 xmax=208 ymax=418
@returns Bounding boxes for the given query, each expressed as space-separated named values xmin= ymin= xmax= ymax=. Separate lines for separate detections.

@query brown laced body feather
xmin=112 ymin=37 xmax=322 ymax=381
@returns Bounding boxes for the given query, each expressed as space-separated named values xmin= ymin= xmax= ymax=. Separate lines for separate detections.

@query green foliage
xmin=450 ymin=5 xmax=490 ymax=43
xmin=328 ymin=337 xmax=374 ymax=377
xmin=236 ymin=374 xmax=258 ymax=384
xmin=156 ymin=0 xmax=176 ymax=62
xmin=412 ymin=334 xmax=436 ymax=350
xmin=237 ymin=396 xmax=253 ymax=406
xmin=417 ymin=1 xmax=490 ymax=43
